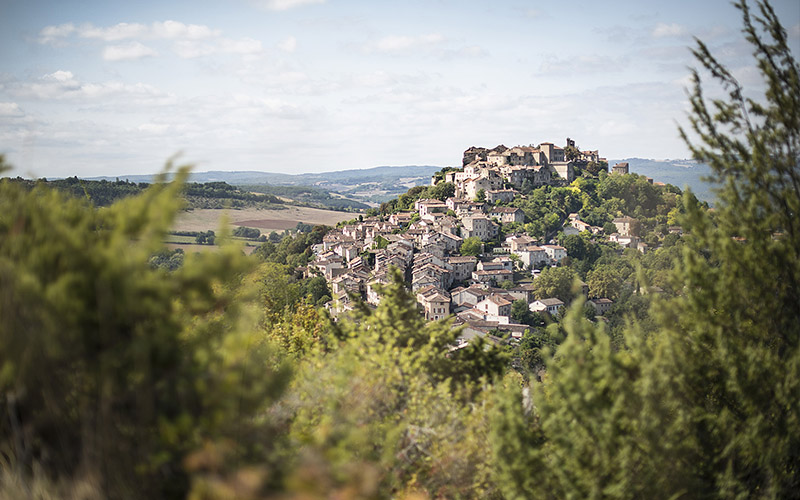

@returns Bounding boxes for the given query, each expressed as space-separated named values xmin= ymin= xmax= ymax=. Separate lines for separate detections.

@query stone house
xmin=541 ymin=244 xmax=567 ymax=263
xmin=416 ymin=285 xmax=451 ymax=321
xmin=489 ymin=206 xmax=525 ymax=224
xmin=474 ymin=293 xmax=514 ymax=322
xmin=472 ymin=268 xmax=514 ymax=286
xmin=461 ymin=214 xmax=499 ymax=241
xmin=588 ymin=298 xmax=614 ymax=316
xmin=485 ymin=189 xmax=518 ymax=204
xmin=613 ymin=216 xmax=638 ymax=237
xmin=447 ymin=256 xmax=478 ymax=282
xmin=530 ymin=297 xmax=565 ymax=316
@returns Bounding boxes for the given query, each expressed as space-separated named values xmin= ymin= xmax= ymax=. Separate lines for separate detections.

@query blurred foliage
xmin=0 ymin=161 xmax=290 ymax=499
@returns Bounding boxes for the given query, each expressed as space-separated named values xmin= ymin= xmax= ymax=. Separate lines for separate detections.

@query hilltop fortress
xmin=436 ymin=138 xmax=605 ymax=199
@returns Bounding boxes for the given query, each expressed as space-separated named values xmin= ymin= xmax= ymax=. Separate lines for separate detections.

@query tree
xmin=428 ymin=181 xmax=455 ymax=201
xmin=510 ymin=299 xmax=531 ymax=325
xmin=559 ymin=233 xmax=587 ymax=261
xmin=460 ymin=236 xmax=483 ymax=256
xmin=0 ymin=162 xmax=290 ymax=498
xmin=232 ymin=225 xmax=261 ymax=239
xmin=586 ymin=265 xmax=623 ymax=299
xmin=532 ymin=266 xmax=576 ymax=302
xmin=195 ymin=229 xmax=215 ymax=245
xmin=491 ymin=2 xmax=800 ymax=497
xmin=475 ymin=188 xmax=486 ymax=202
xmin=285 ymin=271 xmax=507 ymax=496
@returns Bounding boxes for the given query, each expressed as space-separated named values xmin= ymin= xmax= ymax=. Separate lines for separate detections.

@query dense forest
xmin=0 ymin=2 xmax=797 ymax=499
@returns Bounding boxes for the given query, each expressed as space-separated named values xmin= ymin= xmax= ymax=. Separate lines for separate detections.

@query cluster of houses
xmin=440 ymin=138 xmax=606 ymax=201
xmin=308 ymin=139 xmax=621 ymax=349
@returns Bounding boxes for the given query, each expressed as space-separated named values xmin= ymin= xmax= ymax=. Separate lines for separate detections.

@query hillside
xmin=612 ymin=158 xmax=715 ymax=202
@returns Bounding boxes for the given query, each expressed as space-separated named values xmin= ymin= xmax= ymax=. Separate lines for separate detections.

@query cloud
xmin=652 ymin=23 xmax=688 ymax=38
xmin=256 ymin=0 xmax=326 ymax=11
xmin=0 ymin=102 xmax=24 ymax=117
xmin=79 ymin=22 xmax=148 ymax=41
xmin=279 ymin=36 xmax=297 ymax=53
xmin=103 ymin=42 xmax=158 ymax=61
xmin=538 ymin=55 xmax=628 ymax=75
xmin=372 ymin=33 xmax=445 ymax=53
xmin=151 ymin=21 xmax=220 ymax=40
xmin=39 ymin=20 xmax=224 ymax=44
xmin=172 ymin=37 xmax=262 ymax=58
xmin=37 ymin=20 xmax=261 ymax=61
xmin=38 ymin=23 xmax=77 ymax=44
xmin=11 ymin=71 xmax=168 ymax=102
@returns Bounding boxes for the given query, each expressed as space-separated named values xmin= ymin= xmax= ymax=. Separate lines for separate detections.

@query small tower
xmin=612 ymin=162 xmax=629 ymax=175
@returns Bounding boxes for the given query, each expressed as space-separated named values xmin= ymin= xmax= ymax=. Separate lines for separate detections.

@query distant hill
xmin=610 ymin=158 xmax=716 ymax=203
xmin=88 ymin=165 xmax=440 ymax=186
xmin=88 ymin=165 xmax=442 ymax=206
xmin=84 ymin=160 xmax=716 ymax=205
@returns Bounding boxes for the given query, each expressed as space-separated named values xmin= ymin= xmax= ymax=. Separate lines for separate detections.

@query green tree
xmin=532 ymin=266 xmax=576 ymax=302
xmin=491 ymin=2 xmax=800 ymax=497
xmin=559 ymin=233 xmax=587 ymax=261
xmin=586 ymin=265 xmax=623 ymax=299
xmin=510 ymin=299 xmax=531 ymax=325
xmin=0 ymin=162 xmax=290 ymax=498
xmin=284 ymin=271 xmax=507 ymax=496
xmin=460 ymin=236 xmax=483 ymax=256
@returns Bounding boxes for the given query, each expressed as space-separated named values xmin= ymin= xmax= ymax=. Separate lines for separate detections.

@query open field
xmin=166 ymin=242 xmax=258 ymax=255
xmin=173 ymin=206 xmax=357 ymax=233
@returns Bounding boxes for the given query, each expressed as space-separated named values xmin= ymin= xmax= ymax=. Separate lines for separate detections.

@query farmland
xmin=173 ymin=206 xmax=357 ymax=233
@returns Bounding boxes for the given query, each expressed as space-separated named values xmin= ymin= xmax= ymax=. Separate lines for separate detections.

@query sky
xmin=1 ymin=0 xmax=798 ymax=178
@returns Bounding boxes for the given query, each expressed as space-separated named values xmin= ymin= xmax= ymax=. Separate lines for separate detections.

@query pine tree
xmin=491 ymin=1 xmax=799 ymax=497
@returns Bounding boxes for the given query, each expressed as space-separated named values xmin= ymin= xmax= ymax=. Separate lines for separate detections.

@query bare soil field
xmin=173 ymin=206 xmax=356 ymax=233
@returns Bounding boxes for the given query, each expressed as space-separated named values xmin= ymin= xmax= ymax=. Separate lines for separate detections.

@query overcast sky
xmin=1 ymin=0 xmax=798 ymax=178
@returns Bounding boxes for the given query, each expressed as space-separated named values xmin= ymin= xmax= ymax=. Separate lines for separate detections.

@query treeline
xmin=243 ymin=184 xmax=370 ymax=211
xmin=4 ymin=177 xmax=285 ymax=209
xmin=182 ymin=181 xmax=283 ymax=209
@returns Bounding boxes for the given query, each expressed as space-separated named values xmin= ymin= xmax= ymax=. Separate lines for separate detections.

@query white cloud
xmin=373 ymin=33 xmax=445 ymax=53
xmin=172 ymin=37 xmax=262 ymax=58
xmin=103 ymin=42 xmax=158 ymax=61
xmin=80 ymin=22 xmax=148 ymax=41
xmin=39 ymin=20 xmax=222 ymax=44
xmin=790 ymin=23 xmax=800 ymax=38
xmin=652 ymin=23 xmax=688 ymax=38
xmin=43 ymin=70 xmax=75 ymax=83
xmin=0 ymin=102 xmax=24 ymax=117
xmin=279 ymin=36 xmax=297 ymax=53
xmin=256 ymin=0 xmax=326 ymax=11
xmin=151 ymin=20 xmax=220 ymax=40
xmin=37 ymin=20 xmax=260 ymax=61
xmin=38 ymin=23 xmax=76 ymax=44
xmin=12 ymin=71 xmax=167 ymax=102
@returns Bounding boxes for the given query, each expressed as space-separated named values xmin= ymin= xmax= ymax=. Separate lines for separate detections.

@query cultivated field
xmin=173 ymin=206 xmax=357 ymax=233
xmin=165 ymin=242 xmax=258 ymax=255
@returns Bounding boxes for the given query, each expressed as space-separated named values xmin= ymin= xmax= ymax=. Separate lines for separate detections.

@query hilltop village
xmin=310 ymin=138 xmax=660 ymax=347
